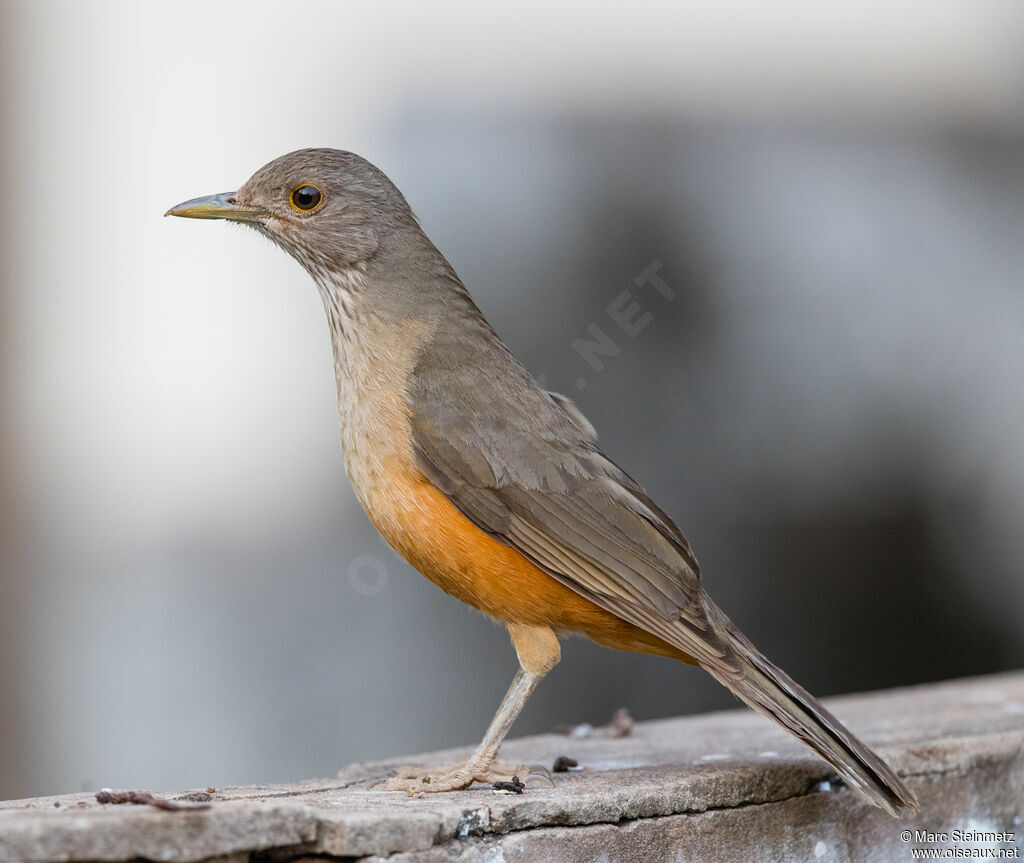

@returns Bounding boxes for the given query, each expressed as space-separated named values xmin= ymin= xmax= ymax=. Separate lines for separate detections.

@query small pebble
xmin=492 ymin=776 xmax=526 ymax=795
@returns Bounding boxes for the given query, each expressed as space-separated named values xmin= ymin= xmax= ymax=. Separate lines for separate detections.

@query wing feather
xmin=408 ymin=350 xmax=736 ymax=669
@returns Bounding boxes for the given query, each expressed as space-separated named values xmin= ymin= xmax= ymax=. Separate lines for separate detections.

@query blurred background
xmin=1 ymin=1 xmax=1023 ymax=800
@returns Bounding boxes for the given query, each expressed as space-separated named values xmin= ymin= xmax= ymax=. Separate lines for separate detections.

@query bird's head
xmin=166 ymin=148 xmax=416 ymax=277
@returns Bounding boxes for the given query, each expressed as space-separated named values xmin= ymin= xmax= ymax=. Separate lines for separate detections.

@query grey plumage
xmin=167 ymin=148 xmax=918 ymax=817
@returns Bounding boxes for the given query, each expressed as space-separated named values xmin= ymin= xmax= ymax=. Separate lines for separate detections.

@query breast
xmin=333 ymin=346 xmax=685 ymax=660
xmin=329 ymin=309 xmax=427 ymax=523
xmin=325 ymin=298 xmax=688 ymax=661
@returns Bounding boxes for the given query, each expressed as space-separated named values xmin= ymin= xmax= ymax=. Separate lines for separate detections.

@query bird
xmin=166 ymin=148 xmax=918 ymax=817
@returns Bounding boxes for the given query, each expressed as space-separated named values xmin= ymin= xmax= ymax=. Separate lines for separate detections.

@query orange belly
xmin=366 ymin=462 xmax=693 ymax=663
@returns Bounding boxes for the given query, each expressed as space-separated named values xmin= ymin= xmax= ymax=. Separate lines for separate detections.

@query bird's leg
xmin=385 ymin=622 xmax=561 ymax=794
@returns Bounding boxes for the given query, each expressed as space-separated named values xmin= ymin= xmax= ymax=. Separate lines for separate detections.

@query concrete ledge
xmin=1 ymin=672 xmax=1022 ymax=862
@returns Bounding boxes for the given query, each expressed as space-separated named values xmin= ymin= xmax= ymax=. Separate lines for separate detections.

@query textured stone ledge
xmin=1 ymin=672 xmax=1022 ymax=862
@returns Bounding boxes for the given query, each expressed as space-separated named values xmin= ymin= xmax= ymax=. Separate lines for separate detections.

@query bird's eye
xmin=289 ymin=184 xmax=323 ymax=212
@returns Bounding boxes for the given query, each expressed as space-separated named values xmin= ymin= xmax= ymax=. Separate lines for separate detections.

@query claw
xmin=522 ymin=763 xmax=556 ymax=788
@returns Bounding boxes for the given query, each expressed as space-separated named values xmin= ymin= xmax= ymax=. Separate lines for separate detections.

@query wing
xmin=407 ymin=341 xmax=737 ymax=670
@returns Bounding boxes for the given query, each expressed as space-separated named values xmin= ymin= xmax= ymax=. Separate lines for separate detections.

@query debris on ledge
xmin=1 ymin=672 xmax=1022 ymax=862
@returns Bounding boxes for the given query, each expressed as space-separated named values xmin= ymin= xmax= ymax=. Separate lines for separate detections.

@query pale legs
xmin=385 ymin=622 xmax=561 ymax=794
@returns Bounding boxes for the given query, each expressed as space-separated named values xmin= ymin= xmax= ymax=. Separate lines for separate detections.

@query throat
xmin=312 ymin=268 xmax=431 ymax=482
xmin=313 ymin=263 xmax=367 ymax=346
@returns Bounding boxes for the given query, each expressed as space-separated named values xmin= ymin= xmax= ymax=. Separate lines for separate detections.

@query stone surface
xmin=1 ymin=672 xmax=1022 ymax=862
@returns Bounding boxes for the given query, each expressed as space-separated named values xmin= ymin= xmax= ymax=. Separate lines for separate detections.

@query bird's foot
xmin=382 ymin=760 xmax=547 ymax=795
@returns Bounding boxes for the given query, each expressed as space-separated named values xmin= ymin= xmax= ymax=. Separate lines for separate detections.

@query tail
xmin=701 ymin=599 xmax=918 ymax=817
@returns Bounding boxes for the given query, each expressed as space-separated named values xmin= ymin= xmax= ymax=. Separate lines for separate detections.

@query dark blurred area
xmin=1 ymin=2 xmax=1022 ymax=800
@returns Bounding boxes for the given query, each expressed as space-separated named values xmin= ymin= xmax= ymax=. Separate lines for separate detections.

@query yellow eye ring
xmin=289 ymin=184 xmax=323 ymax=212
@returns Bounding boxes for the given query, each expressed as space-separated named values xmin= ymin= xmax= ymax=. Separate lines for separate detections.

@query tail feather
xmin=702 ymin=600 xmax=919 ymax=817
